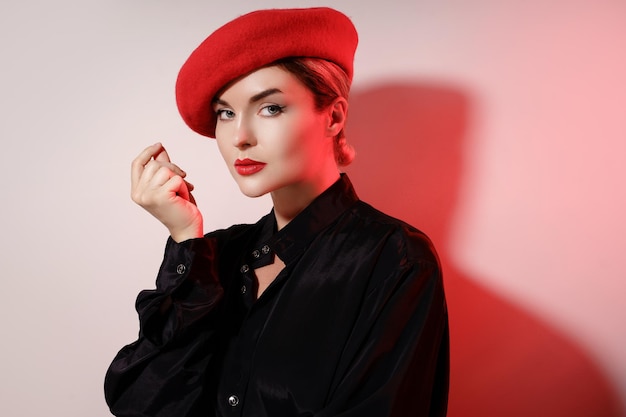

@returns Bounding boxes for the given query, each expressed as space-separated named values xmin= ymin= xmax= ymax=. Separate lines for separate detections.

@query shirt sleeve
xmin=316 ymin=229 xmax=449 ymax=417
xmin=104 ymin=235 xmax=224 ymax=416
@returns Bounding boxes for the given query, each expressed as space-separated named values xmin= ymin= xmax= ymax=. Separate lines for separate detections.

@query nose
xmin=233 ymin=116 xmax=255 ymax=149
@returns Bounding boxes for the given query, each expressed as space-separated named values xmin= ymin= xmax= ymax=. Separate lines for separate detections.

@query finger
xmin=169 ymin=163 xmax=186 ymax=178
xmin=149 ymin=165 xmax=175 ymax=188
xmin=184 ymin=180 xmax=194 ymax=192
xmin=141 ymin=160 xmax=186 ymax=183
xmin=131 ymin=142 xmax=163 ymax=184
xmin=167 ymin=176 xmax=197 ymax=207
xmin=153 ymin=147 xmax=186 ymax=178
xmin=154 ymin=146 xmax=171 ymax=163
xmin=167 ymin=175 xmax=190 ymax=202
xmin=135 ymin=160 xmax=168 ymax=191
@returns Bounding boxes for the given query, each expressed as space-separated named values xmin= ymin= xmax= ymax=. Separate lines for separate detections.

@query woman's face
xmin=213 ymin=65 xmax=338 ymax=198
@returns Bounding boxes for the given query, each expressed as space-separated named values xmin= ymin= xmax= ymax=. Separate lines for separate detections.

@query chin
xmin=234 ymin=179 xmax=272 ymax=199
xmin=239 ymin=188 xmax=268 ymax=199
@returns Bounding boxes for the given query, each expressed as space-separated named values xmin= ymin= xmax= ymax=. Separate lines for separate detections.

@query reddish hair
xmin=275 ymin=58 xmax=355 ymax=166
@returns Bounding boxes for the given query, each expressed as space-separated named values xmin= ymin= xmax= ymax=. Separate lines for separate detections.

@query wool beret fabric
xmin=175 ymin=7 xmax=358 ymax=138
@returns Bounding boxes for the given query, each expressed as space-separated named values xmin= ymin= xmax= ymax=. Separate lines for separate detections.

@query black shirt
xmin=104 ymin=174 xmax=449 ymax=417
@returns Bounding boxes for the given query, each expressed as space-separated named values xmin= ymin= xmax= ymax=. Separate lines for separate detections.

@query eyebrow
xmin=213 ymin=88 xmax=283 ymax=107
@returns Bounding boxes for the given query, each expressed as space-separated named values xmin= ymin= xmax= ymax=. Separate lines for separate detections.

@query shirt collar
xmin=256 ymin=173 xmax=358 ymax=265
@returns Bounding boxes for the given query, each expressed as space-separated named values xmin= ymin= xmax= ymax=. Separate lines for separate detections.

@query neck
xmin=271 ymin=171 xmax=340 ymax=230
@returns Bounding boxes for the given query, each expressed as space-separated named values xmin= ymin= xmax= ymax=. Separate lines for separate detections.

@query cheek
xmin=215 ymin=136 xmax=233 ymax=165
xmin=272 ymin=128 xmax=311 ymax=166
xmin=275 ymin=114 xmax=325 ymax=156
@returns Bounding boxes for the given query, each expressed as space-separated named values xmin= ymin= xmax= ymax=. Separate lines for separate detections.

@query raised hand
xmin=131 ymin=143 xmax=204 ymax=242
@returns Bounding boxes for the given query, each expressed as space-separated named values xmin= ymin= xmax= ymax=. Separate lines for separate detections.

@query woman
xmin=105 ymin=7 xmax=449 ymax=417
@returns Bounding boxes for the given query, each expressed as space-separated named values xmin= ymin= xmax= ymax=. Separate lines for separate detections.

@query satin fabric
xmin=105 ymin=174 xmax=449 ymax=416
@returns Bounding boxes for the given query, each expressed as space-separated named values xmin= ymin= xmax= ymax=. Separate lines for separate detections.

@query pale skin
xmin=131 ymin=65 xmax=348 ymax=297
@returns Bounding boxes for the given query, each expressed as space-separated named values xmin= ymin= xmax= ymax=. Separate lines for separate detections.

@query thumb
xmin=169 ymin=175 xmax=192 ymax=203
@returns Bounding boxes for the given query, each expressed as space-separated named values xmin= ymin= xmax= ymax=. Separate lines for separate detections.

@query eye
xmin=216 ymin=108 xmax=235 ymax=121
xmin=259 ymin=105 xmax=285 ymax=117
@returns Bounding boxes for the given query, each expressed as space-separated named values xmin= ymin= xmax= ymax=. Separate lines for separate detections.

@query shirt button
xmin=252 ymin=249 xmax=260 ymax=259
xmin=228 ymin=395 xmax=239 ymax=407
xmin=240 ymin=264 xmax=249 ymax=273
xmin=240 ymin=285 xmax=247 ymax=294
xmin=261 ymin=244 xmax=270 ymax=254
xmin=176 ymin=264 xmax=186 ymax=274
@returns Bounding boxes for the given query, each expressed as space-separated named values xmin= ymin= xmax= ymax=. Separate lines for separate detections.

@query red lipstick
xmin=234 ymin=158 xmax=266 ymax=175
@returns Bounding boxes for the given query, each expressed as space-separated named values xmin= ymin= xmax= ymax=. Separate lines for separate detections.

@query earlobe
xmin=327 ymin=97 xmax=348 ymax=137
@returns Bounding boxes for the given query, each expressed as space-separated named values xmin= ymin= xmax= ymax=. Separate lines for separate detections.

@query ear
xmin=325 ymin=97 xmax=348 ymax=137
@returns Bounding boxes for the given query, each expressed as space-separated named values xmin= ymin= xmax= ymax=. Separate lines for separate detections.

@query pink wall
xmin=350 ymin=3 xmax=626 ymax=414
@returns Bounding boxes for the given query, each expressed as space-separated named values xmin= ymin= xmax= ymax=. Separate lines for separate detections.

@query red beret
xmin=175 ymin=7 xmax=358 ymax=138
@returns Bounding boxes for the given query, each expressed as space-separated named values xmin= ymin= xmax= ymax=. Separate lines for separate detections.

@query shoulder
xmin=342 ymin=201 xmax=444 ymax=309
xmin=349 ymin=201 xmax=440 ymax=266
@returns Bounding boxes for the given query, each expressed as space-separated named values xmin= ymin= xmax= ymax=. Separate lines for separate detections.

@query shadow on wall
xmin=345 ymin=82 xmax=623 ymax=417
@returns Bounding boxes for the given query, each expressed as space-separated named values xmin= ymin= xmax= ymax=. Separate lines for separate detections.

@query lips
xmin=234 ymin=158 xmax=266 ymax=175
